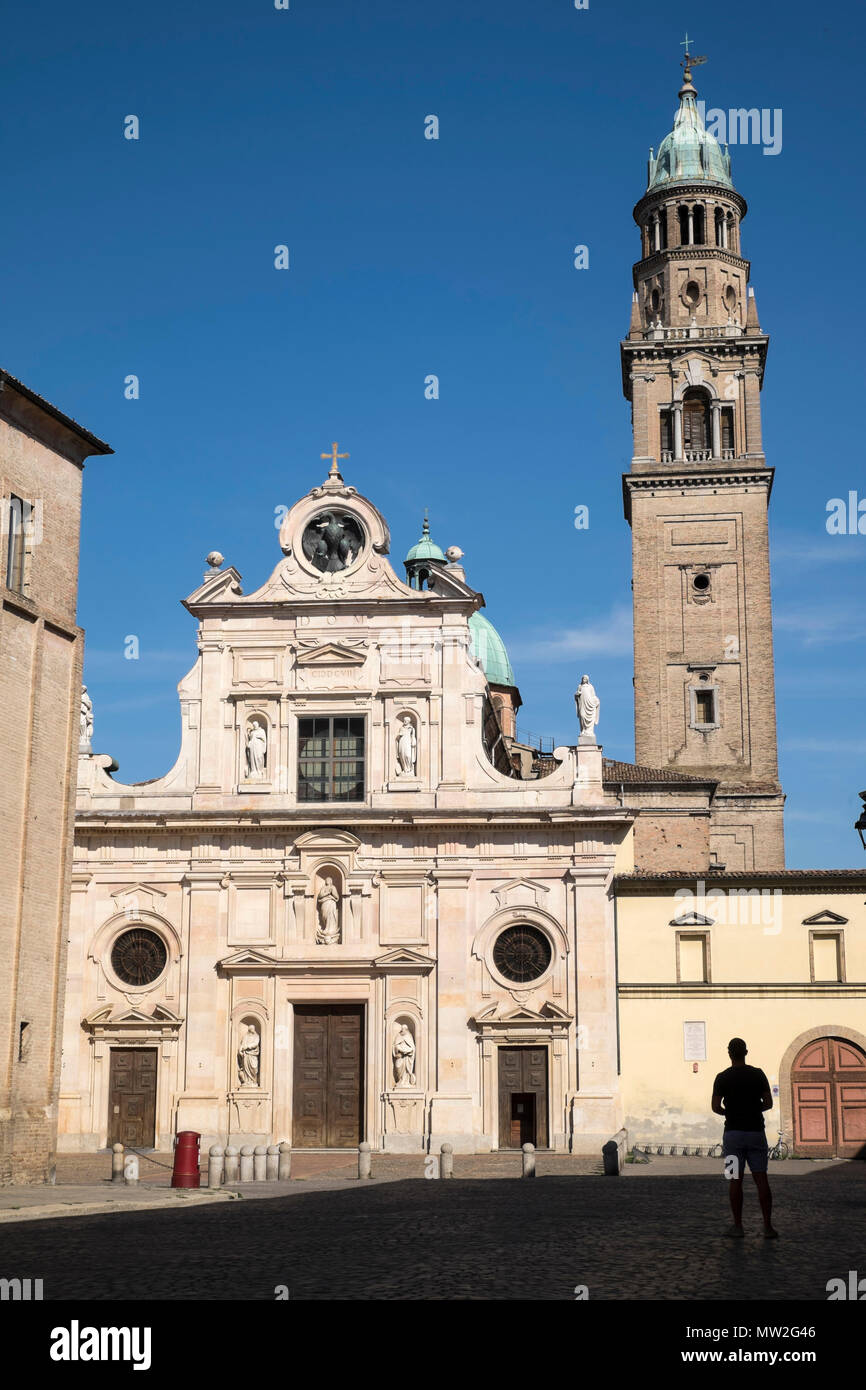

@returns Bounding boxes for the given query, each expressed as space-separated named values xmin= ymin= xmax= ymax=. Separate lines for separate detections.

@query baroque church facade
xmin=57 ymin=58 xmax=866 ymax=1160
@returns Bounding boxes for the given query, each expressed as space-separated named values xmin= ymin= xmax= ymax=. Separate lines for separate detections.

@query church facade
xmin=62 ymin=456 xmax=638 ymax=1155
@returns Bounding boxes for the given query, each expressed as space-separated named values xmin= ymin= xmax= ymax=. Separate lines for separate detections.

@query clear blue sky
xmin=5 ymin=1 xmax=865 ymax=866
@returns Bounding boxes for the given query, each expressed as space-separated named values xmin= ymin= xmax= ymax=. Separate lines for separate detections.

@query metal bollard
xmin=239 ymin=1145 xmax=254 ymax=1182
xmin=224 ymin=1146 xmax=239 ymax=1182
xmin=278 ymin=1141 xmax=292 ymax=1181
xmin=522 ymin=1142 xmax=536 ymax=1178
xmin=254 ymin=1145 xmax=268 ymax=1181
xmin=111 ymin=1143 xmax=125 ymax=1184
xmin=440 ymin=1142 xmax=454 ymax=1179
xmin=266 ymin=1144 xmax=280 ymax=1181
xmin=123 ymin=1153 xmax=139 ymax=1185
xmin=208 ymin=1145 xmax=225 ymax=1189
xmin=358 ymin=1141 xmax=372 ymax=1179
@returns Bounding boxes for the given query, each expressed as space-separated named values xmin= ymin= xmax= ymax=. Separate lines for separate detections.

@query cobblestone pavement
xmin=3 ymin=1160 xmax=862 ymax=1300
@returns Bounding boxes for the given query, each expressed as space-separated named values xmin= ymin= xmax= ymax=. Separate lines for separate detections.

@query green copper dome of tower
xmin=404 ymin=512 xmax=446 ymax=589
xmin=646 ymin=57 xmax=733 ymax=191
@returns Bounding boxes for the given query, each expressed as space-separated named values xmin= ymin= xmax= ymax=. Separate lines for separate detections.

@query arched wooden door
xmin=791 ymin=1037 xmax=866 ymax=1158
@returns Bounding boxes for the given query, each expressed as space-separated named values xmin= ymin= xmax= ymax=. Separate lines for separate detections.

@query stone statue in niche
xmin=245 ymin=720 xmax=267 ymax=779
xmin=575 ymin=674 xmax=600 ymax=740
xmin=316 ymin=877 xmax=341 ymax=944
xmin=392 ymin=1023 xmax=416 ymax=1088
xmin=302 ymin=511 xmax=365 ymax=574
xmin=80 ymin=685 xmax=93 ymax=750
xmin=237 ymin=1023 xmax=261 ymax=1088
xmin=395 ymin=716 xmax=417 ymax=777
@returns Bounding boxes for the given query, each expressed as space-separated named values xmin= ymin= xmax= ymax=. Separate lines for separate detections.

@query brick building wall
xmin=0 ymin=373 xmax=110 ymax=1183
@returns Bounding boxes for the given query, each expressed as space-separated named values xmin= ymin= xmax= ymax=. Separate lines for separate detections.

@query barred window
xmin=298 ymin=716 xmax=365 ymax=802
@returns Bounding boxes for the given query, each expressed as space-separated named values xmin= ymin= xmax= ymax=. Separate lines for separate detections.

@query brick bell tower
xmin=621 ymin=45 xmax=785 ymax=871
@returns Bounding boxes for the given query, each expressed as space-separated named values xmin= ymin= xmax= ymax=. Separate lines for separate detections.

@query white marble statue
xmin=576 ymin=673 xmax=600 ymax=739
xmin=396 ymin=716 xmax=417 ymax=776
xmin=392 ymin=1024 xmax=416 ymax=1088
xmin=316 ymin=877 xmax=341 ymax=945
xmin=245 ymin=720 xmax=267 ymax=779
xmin=80 ymin=685 xmax=93 ymax=749
xmin=237 ymin=1023 xmax=261 ymax=1088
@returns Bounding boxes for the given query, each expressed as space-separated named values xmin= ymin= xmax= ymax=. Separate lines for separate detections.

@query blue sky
xmin=5 ymin=0 xmax=865 ymax=866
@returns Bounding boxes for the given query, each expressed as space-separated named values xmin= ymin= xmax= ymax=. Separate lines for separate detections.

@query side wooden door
xmin=108 ymin=1048 xmax=157 ymax=1148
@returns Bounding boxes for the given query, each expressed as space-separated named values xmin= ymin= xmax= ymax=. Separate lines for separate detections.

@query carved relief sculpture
xmin=302 ymin=511 xmax=365 ymax=573
xmin=245 ymin=719 xmax=268 ymax=779
xmin=316 ymin=877 xmax=341 ymax=944
xmin=395 ymin=715 xmax=417 ymax=777
xmin=392 ymin=1022 xmax=416 ymax=1088
xmin=237 ymin=1023 xmax=261 ymax=1088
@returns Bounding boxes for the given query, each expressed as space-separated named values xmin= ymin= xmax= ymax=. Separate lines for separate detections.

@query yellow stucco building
xmin=615 ymin=868 xmax=866 ymax=1157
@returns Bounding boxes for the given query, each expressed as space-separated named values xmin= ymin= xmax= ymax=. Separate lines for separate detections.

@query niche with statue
xmin=314 ymin=865 xmax=344 ymax=945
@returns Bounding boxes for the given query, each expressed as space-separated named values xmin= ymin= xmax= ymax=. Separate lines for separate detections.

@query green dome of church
xmin=469 ymin=611 xmax=515 ymax=688
xmin=405 ymin=514 xmax=446 ymax=565
xmin=647 ymin=68 xmax=733 ymax=191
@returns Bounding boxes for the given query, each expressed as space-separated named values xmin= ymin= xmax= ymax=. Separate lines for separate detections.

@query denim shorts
xmin=723 ymin=1130 xmax=769 ymax=1175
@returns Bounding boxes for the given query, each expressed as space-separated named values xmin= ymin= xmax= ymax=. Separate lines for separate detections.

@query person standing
xmin=711 ymin=1037 xmax=778 ymax=1238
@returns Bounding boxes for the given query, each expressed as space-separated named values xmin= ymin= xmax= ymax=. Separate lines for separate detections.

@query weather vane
xmin=679 ymin=32 xmax=708 ymax=73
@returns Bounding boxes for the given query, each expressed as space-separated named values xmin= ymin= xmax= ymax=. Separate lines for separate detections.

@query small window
xmin=694 ymin=689 xmax=716 ymax=725
xmin=298 ymin=716 xmax=365 ymax=802
xmin=660 ymin=409 xmax=673 ymax=456
xmin=720 ymin=406 xmax=734 ymax=453
xmin=692 ymin=573 xmax=711 ymax=593
xmin=5 ymin=495 xmax=29 ymax=592
xmin=677 ymin=932 xmax=710 ymax=983
xmin=810 ymin=932 xmax=843 ymax=983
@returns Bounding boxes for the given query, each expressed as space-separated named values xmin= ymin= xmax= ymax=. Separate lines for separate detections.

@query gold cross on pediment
xmin=321 ymin=441 xmax=349 ymax=477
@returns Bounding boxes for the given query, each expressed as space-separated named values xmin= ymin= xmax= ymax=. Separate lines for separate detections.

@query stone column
xmin=175 ymin=874 xmax=225 ymax=1142
xmin=687 ymin=207 xmax=694 ymax=244
xmin=428 ymin=870 xmax=475 ymax=1152
xmin=653 ymin=216 xmax=661 ymax=251
xmin=672 ymin=403 xmax=684 ymax=461
xmin=711 ymin=403 xmax=721 ymax=459
xmin=568 ymin=867 xmax=621 ymax=1155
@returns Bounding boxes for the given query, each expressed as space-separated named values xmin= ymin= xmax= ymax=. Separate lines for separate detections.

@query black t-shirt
xmin=713 ymin=1064 xmax=770 ymax=1131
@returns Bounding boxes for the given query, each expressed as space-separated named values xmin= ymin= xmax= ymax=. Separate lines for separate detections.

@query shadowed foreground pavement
xmin=3 ymin=1162 xmax=862 ymax=1300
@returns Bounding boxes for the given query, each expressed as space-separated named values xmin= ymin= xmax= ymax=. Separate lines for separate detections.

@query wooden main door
xmin=498 ymin=1046 xmax=548 ymax=1149
xmin=292 ymin=1006 xmax=364 ymax=1148
xmin=108 ymin=1048 xmax=157 ymax=1148
xmin=792 ymin=1037 xmax=866 ymax=1158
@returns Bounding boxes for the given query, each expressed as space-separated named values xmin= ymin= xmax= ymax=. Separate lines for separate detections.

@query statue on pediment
xmin=576 ymin=674 xmax=600 ymax=740
xmin=80 ymin=685 xmax=93 ymax=750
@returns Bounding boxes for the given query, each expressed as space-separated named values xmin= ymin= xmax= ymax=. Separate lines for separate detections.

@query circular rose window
xmin=492 ymin=925 xmax=552 ymax=983
xmin=111 ymin=928 xmax=167 ymax=987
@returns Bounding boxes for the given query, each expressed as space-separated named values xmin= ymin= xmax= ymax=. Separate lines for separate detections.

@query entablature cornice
xmin=632 ymin=184 xmax=748 ymax=221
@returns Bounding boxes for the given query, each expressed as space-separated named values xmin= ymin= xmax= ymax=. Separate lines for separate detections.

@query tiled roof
xmin=602 ymin=758 xmax=715 ymax=787
xmin=615 ymin=869 xmax=866 ymax=885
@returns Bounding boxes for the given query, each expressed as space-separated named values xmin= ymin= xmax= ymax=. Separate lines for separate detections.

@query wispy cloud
xmin=775 ymin=603 xmax=866 ymax=646
xmin=508 ymin=606 xmax=633 ymax=661
xmin=781 ymin=738 xmax=866 ymax=755
xmin=772 ymin=533 xmax=866 ymax=567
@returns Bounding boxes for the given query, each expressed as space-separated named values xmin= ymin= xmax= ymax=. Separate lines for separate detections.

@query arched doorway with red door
xmin=783 ymin=1032 xmax=866 ymax=1158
